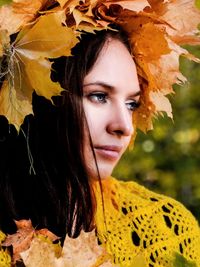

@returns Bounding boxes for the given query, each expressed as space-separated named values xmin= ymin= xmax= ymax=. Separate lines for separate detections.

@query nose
xmin=106 ymin=105 xmax=133 ymax=137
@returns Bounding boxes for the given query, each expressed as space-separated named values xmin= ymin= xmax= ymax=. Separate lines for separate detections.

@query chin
xmin=87 ymin=162 xmax=115 ymax=180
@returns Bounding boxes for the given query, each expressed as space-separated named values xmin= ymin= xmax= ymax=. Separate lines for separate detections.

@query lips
xmin=94 ymin=145 xmax=122 ymax=161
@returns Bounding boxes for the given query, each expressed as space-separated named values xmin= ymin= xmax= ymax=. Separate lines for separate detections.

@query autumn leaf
xmin=132 ymin=22 xmax=171 ymax=61
xmin=20 ymin=237 xmax=60 ymax=267
xmin=20 ymin=229 xmax=112 ymax=267
xmin=0 ymin=10 xmax=79 ymax=130
xmin=0 ymin=29 xmax=10 ymax=58
xmin=0 ymin=0 xmax=48 ymax=35
xmin=0 ymin=81 xmax=33 ymax=129
xmin=161 ymin=0 xmax=200 ymax=43
xmin=2 ymin=219 xmax=60 ymax=265
xmin=2 ymin=219 xmax=35 ymax=263
xmin=57 ymin=0 xmax=81 ymax=9
xmin=57 ymin=230 xmax=112 ymax=267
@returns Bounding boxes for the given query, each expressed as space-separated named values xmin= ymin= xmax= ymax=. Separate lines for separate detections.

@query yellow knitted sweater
xmin=0 ymin=177 xmax=199 ymax=266
xmin=92 ymin=177 xmax=200 ymax=267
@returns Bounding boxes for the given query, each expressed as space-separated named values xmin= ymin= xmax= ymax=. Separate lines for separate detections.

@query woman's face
xmin=83 ymin=38 xmax=140 ymax=179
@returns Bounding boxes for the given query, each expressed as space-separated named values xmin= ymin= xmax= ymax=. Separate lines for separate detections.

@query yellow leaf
xmin=0 ymin=80 xmax=33 ymax=130
xmin=24 ymin=57 xmax=63 ymax=100
xmin=0 ymin=29 xmax=10 ymax=57
xmin=58 ymin=0 xmax=82 ymax=9
xmin=0 ymin=44 xmax=2 ymax=57
xmin=15 ymin=10 xmax=79 ymax=59
xmin=0 ymin=10 xmax=80 ymax=130
xmin=57 ymin=0 xmax=67 ymax=7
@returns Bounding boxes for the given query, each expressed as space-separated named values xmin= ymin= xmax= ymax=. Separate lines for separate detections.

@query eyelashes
xmin=126 ymin=100 xmax=141 ymax=111
xmin=87 ymin=92 xmax=107 ymax=104
xmin=86 ymin=91 xmax=140 ymax=112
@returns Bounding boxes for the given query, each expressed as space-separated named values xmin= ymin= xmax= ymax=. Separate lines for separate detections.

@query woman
xmin=0 ymin=0 xmax=200 ymax=266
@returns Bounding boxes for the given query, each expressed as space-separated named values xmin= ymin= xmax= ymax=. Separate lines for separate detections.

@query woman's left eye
xmin=88 ymin=92 xmax=107 ymax=104
xmin=126 ymin=100 xmax=140 ymax=111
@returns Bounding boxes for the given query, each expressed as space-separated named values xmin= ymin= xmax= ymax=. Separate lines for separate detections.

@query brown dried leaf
xmin=2 ymin=219 xmax=60 ymax=265
xmin=57 ymin=230 xmax=113 ymax=267
xmin=105 ymin=0 xmax=149 ymax=13
xmin=2 ymin=219 xmax=35 ymax=263
xmin=20 ymin=237 xmax=59 ymax=267
xmin=149 ymin=90 xmax=172 ymax=119
xmin=161 ymin=0 xmax=200 ymax=42
xmin=146 ymin=0 xmax=168 ymax=15
xmin=20 ymin=230 xmax=113 ymax=267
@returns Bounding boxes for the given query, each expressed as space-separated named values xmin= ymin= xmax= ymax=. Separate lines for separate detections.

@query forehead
xmin=84 ymin=38 xmax=140 ymax=93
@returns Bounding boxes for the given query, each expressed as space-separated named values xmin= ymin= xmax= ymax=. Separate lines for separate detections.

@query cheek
xmin=83 ymin=104 xmax=104 ymax=142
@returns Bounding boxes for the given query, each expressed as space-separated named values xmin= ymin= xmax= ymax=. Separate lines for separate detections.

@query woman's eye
xmin=88 ymin=92 xmax=107 ymax=103
xmin=126 ymin=100 xmax=140 ymax=111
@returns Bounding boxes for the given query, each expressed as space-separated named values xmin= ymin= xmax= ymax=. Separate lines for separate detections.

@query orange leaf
xmin=2 ymin=219 xmax=60 ymax=265
xmin=0 ymin=0 xmax=47 ymax=34
xmin=2 ymin=219 xmax=35 ymax=264
xmin=132 ymin=22 xmax=171 ymax=61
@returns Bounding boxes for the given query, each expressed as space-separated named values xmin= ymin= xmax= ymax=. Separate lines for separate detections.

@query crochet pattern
xmin=93 ymin=177 xmax=200 ymax=267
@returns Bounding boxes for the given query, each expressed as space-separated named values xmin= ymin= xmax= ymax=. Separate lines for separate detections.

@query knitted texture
xmin=92 ymin=177 xmax=200 ymax=267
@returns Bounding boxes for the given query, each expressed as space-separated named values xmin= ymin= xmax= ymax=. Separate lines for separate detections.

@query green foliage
xmin=0 ymin=0 xmax=12 ymax=7
xmin=114 ymin=46 xmax=200 ymax=222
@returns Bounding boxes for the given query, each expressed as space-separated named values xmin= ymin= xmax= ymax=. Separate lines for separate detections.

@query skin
xmin=83 ymin=38 xmax=141 ymax=179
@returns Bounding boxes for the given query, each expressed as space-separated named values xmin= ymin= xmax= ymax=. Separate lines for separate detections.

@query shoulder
xmin=93 ymin=177 xmax=200 ymax=267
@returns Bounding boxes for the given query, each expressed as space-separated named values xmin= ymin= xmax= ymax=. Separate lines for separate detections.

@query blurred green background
xmin=113 ymin=45 xmax=200 ymax=222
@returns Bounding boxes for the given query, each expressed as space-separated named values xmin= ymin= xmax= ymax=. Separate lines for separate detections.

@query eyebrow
xmin=83 ymin=81 xmax=141 ymax=97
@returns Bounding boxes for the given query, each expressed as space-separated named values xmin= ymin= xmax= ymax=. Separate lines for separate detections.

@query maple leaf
xmin=20 ymin=230 xmax=113 ymax=267
xmin=2 ymin=219 xmax=35 ymax=264
xmin=161 ymin=0 xmax=200 ymax=45
xmin=56 ymin=230 xmax=113 ymax=267
xmin=0 ymin=10 xmax=79 ymax=130
xmin=20 ymin=237 xmax=60 ymax=267
xmin=0 ymin=0 xmax=48 ymax=35
xmin=57 ymin=0 xmax=81 ymax=9
xmin=2 ymin=219 xmax=60 ymax=265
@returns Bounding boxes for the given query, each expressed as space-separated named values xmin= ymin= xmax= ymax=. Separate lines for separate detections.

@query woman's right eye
xmin=88 ymin=92 xmax=107 ymax=104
